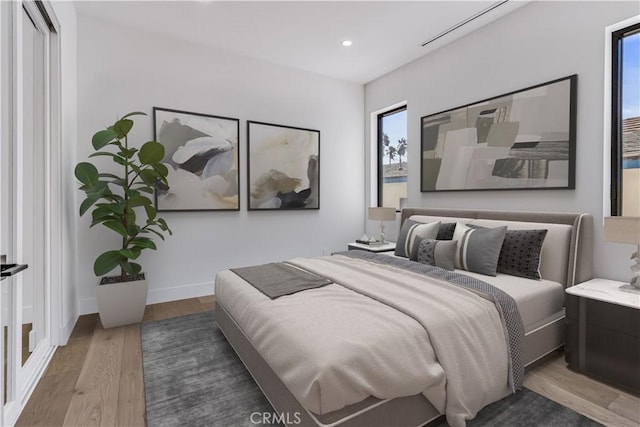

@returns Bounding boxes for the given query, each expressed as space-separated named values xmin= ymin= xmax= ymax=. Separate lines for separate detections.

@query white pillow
xmin=395 ymin=220 xmax=440 ymax=258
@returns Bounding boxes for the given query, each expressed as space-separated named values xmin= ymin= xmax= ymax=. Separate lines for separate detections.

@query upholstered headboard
xmin=400 ymin=208 xmax=594 ymax=287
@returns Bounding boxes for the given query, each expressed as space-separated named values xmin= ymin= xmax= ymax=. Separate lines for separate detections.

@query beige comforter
xmin=215 ymin=254 xmax=512 ymax=427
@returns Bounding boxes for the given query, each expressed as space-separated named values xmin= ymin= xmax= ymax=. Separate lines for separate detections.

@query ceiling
xmin=74 ymin=1 xmax=529 ymax=84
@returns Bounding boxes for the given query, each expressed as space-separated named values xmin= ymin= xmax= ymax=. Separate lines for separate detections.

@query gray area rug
xmin=461 ymin=388 xmax=602 ymax=427
xmin=142 ymin=311 xmax=602 ymax=427
xmin=142 ymin=311 xmax=277 ymax=427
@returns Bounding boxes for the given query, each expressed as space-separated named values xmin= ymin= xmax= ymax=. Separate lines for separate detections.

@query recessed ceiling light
xmin=341 ymin=40 xmax=352 ymax=47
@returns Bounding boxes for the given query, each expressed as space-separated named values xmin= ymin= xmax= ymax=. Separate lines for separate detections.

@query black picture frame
xmin=247 ymin=121 xmax=320 ymax=210
xmin=153 ymin=107 xmax=240 ymax=211
xmin=420 ymin=75 xmax=577 ymax=192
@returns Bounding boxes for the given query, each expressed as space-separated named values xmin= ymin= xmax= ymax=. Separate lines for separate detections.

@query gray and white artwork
xmin=153 ymin=108 xmax=240 ymax=211
xmin=420 ymin=75 xmax=576 ymax=192
xmin=247 ymin=121 xmax=320 ymax=210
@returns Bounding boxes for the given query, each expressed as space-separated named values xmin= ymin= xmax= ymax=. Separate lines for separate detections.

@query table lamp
xmin=604 ymin=216 xmax=640 ymax=293
xmin=368 ymin=207 xmax=396 ymax=243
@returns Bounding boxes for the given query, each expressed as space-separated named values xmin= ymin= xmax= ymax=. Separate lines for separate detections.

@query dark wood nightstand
xmin=565 ymin=279 xmax=640 ymax=395
xmin=347 ymin=242 xmax=396 ymax=253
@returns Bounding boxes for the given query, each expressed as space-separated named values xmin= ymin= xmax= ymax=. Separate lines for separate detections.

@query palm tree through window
xmin=378 ymin=107 xmax=408 ymax=209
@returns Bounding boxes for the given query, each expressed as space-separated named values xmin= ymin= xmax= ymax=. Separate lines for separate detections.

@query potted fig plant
xmin=75 ymin=112 xmax=172 ymax=328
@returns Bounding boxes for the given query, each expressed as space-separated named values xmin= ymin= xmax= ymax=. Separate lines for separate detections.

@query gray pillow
xmin=409 ymin=237 xmax=457 ymax=271
xmin=395 ymin=220 xmax=440 ymax=258
xmin=452 ymin=222 xmax=507 ymax=276
xmin=469 ymin=225 xmax=548 ymax=279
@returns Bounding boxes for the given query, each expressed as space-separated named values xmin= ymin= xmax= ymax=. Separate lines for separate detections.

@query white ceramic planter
xmin=96 ymin=275 xmax=148 ymax=328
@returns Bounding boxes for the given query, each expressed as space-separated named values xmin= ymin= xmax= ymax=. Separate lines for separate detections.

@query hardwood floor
xmin=15 ymin=296 xmax=214 ymax=427
xmin=16 ymin=296 xmax=639 ymax=426
xmin=524 ymin=354 xmax=640 ymax=426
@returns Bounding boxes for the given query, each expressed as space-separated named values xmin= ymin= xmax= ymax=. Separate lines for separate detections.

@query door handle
xmin=0 ymin=263 xmax=28 ymax=280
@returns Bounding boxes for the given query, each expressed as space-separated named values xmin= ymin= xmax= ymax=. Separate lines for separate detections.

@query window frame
xmin=609 ymin=21 xmax=640 ymax=216
xmin=377 ymin=105 xmax=407 ymax=209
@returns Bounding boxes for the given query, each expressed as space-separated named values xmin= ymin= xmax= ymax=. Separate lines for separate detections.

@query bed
xmin=214 ymin=208 xmax=593 ymax=427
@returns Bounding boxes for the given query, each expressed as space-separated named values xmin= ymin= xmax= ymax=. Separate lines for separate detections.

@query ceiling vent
xmin=421 ymin=0 xmax=509 ymax=47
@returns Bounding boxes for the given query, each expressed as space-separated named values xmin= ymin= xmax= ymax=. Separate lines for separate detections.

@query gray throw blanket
xmin=230 ymin=262 xmax=332 ymax=299
xmin=339 ymin=250 xmax=525 ymax=390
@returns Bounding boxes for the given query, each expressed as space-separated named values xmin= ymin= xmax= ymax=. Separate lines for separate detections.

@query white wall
xmin=75 ymin=15 xmax=364 ymax=313
xmin=364 ymin=1 xmax=639 ymax=282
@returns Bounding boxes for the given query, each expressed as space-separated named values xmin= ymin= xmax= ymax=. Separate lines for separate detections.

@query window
xmin=611 ymin=22 xmax=640 ymax=216
xmin=377 ymin=106 xmax=407 ymax=209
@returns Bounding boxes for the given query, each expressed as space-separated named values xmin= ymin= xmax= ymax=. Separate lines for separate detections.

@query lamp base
xmin=619 ymin=284 xmax=640 ymax=294
xmin=378 ymin=221 xmax=386 ymax=244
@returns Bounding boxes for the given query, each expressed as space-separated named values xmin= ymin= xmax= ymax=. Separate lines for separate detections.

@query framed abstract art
xmin=420 ymin=75 xmax=577 ymax=192
xmin=247 ymin=121 xmax=320 ymax=210
xmin=153 ymin=107 xmax=240 ymax=211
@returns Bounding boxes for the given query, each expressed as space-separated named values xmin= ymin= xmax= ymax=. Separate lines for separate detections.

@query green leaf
xmin=138 ymin=141 xmax=165 ymax=165
xmin=119 ymin=248 xmax=141 ymax=260
xmin=92 ymin=206 xmax=114 ymax=221
xmin=128 ymin=227 xmax=142 ymax=238
xmin=99 ymin=190 xmax=120 ymax=202
xmin=144 ymin=205 xmax=157 ymax=221
xmin=156 ymin=218 xmax=171 ymax=233
xmin=94 ymin=250 xmax=123 ymax=276
xmin=90 ymin=219 xmax=107 ymax=228
xmin=90 ymin=216 xmax=116 ymax=228
xmin=92 ymin=129 xmax=118 ymax=150
xmin=118 ymin=147 xmax=137 ymax=159
xmin=130 ymin=237 xmax=156 ymax=250
xmin=125 ymin=188 xmax=141 ymax=199
xmin=139 ymin=169 xmax=158 ymax=185
xmin=98 ymin=173 xmax=120 ymax=180
xmin=113 ymin=156 xmax=126 ymax=166
xmin=102 ymin=220 xmax=128 ymax=237
xmin=97 ymin=202 xmax=125 ymax=214
xmin=136 ymin=186 xmax=154 ymax=194
xmin=121 ymin=261 xmax=142 ymax=275
xmin=74 ymin=162 xmax=99 ymax=186
xmin=127 ymin=196 xmax=152 ymax=208
xmin=85 ymin=180 xmax=109 ymax=197
xmin=146 ymin=227 xmax=166 ymax=241
xmin=79 ymin=197 xmax=97 ymax=216
xmin=113 ymin=119 xmax=134 ymax=138
xmin=120 ymin=111 xmax=146 ymax=120
xmin=152 ymin=162 xmax=169 ymax=178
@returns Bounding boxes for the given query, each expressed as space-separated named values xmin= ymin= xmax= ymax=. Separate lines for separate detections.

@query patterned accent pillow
xmin=395 ymin=220 xmax=440 ymax=258
xmin=436 ymin=222 xmax=456 ymax=240
xmin=452 ymin=223 xmax=507 ymax=276
xmin=409 ymin=237 xmax=457 ymax=271
xmin=468 ymin=225 xmax=548 ymax=280
xmin=498 ymin=229 xmax=548 ymax=279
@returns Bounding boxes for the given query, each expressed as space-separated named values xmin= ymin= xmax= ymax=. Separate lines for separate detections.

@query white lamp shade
xmin=368 ymin=207 xmax=396 ymax=222
xmin=604 ymin=217 xmax=640 ymax=244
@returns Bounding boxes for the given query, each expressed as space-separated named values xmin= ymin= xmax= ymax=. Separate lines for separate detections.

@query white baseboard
xmin=55 ymin=312 xmax=79 ymax=345
xmin=77 ymin=280 xmax=215 ymax=315
xmin=147 ymin=280 xmax=215 ymax=305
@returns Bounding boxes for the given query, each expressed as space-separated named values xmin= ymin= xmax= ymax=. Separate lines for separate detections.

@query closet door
xmin=0 ymin=3 xmax=21 ymax=423
xmin=0 ymin=1 xmax=56 ymax=424
xmin=17 ymin=0 xmax=49 ymax=379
